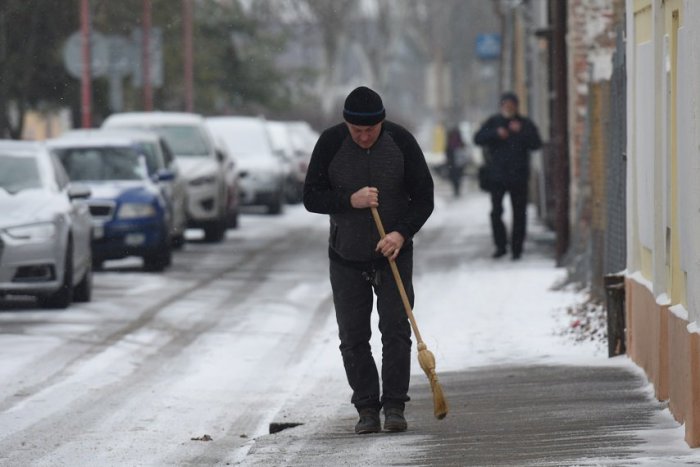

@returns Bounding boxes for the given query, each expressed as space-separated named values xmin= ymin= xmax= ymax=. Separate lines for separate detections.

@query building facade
xmin=626 ymin=0 xmax=700 ymax=447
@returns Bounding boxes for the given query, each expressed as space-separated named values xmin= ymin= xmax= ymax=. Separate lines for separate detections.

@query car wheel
xmin=267 ymin=191 xmax=284 ymax=215
xmin=203 ymin=219 xmax=226 ymax=242
xmin=171 ymin=233 xmax=186 ymax=250
xmin=143 ymin=239 xmax=172 ymax=272
xmin=39 ymin=240 xmax=74 ymax=309
xmin=73 ymin=261 xmax=93 ymax=303
xmin=227 ymin=209 xmax=239 ymax=229
xmin=92 ymin=257 xmax=104 ymax=271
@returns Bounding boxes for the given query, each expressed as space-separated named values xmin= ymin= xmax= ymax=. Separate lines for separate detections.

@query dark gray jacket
xmin=303 ymin=121 xmax=434 ymax=263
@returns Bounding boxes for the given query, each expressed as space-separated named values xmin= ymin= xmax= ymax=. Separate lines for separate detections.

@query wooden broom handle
xmin=370 ymin=207 xmax=424 ymax=345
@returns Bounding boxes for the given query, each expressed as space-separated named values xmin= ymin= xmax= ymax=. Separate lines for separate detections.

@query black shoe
xmin=492 ymin=248 xmax=507 ymax=259
xmin=355 ymin=408 xmax=381 ymax=434
xmin=512 ymin=252 xmax=521 ymax=260
xmin=383 ymin=407 xmax=407 ymax=432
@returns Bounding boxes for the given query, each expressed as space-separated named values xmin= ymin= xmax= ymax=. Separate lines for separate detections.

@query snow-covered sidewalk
xmin=238 ymin=181 xmax=700 ymax=466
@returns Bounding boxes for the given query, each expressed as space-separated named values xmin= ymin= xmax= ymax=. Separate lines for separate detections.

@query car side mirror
xmin=67 ymin=183 xmax=91 ymax=200
xmin=156 ymin=169 xmax=176 ymax=182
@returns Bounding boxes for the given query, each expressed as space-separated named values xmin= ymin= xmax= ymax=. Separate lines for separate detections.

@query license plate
xmin=124 ymin=233 xmax=146 ymax=246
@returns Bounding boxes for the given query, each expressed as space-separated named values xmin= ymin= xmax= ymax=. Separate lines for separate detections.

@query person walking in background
xmin=444 ymin=126 xmax=467 ymax=197
xmin=473 ymin=92 xmax=542 ymax=260
xmin=303 ymin=86 xmax=434 ymax=434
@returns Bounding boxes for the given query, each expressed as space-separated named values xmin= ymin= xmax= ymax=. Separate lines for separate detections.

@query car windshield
xmin=53 ymin=146 xmax=146 ymax=181
xmin=212 ymin=123 xmax=271 ymax=159
xmin=0 ymin=154 xmax=43 ymax=194
xmin=153 ymin=125 xmax=210 ymax=157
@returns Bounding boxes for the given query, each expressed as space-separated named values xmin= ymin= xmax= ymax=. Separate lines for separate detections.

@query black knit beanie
xmin=343 ymin=86 xmax=386 ymax=126
xmin=500 ymin=91 xmax=519 ymax=106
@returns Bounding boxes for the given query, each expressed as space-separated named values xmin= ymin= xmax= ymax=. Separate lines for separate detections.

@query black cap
xmin=343 ymin=86 xmax=386 ymax=126
xmin=500 ymin=91 xmax=519 ymax=106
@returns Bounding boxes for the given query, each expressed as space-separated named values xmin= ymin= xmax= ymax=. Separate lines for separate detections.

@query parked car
xmin=284 ymin=120 xmax=318 ymax=196
xmin=102 ymin=112 xmax=236 ymax=242
xmin=266 ymin=120 xmax=303 ymax=204
xmin=0 ymin=140 xmax=93 ymax=308
xmin=209 ymin=135 xmax=240 ymax=229
xmin=48 ymin=135 xmax=173 ymax=271
xmin=63 ymin=128 xmax=189 ymax=247
xmin=205 ymin=116 xmax=286 ymax=214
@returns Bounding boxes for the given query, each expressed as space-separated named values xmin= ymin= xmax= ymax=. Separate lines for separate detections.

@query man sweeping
xmin=303 ymin=86 xmax=434 ymax=434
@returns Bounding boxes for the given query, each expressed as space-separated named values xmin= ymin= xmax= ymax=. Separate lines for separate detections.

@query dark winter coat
xmin=303 ymin=121 xmax=434 ymax=264
xmin=473 ymin=114 xmax=542 ymax=184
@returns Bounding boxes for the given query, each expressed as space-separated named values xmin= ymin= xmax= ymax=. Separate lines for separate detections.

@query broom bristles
xmin=417 ymin=346 xmax=448 ymax=419
xmin=430 ymin=378 xmax=448 ymax=419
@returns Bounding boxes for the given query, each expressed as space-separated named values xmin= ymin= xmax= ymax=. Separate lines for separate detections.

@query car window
xmin=160 ymin=139 xmax=175 ymax=167
xmin=135 ymin=142 xmax=164 ymax=175
xmin=0 ymin=154 xmax=43 ymax=194
xmin=153 ymin=125 xmax=211 ymax=157
xmin=49 ymin=154 xmax=70 ymax=189
xmin=53 ymin=147 xmax=146 ymax=182
xmin=209 ymin=122 xmax=272 ymax=158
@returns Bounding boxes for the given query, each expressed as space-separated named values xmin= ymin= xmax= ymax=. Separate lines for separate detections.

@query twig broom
xmin=371 ymin=207 xmax=448 ymax=419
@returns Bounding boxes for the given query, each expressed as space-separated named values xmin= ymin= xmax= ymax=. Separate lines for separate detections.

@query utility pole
xmin=80 ymin=0 xmax=92 ymax=128
xmin=183 ymin=0 xmax=194 ymax=112
xmin=550 ymin=0 xmax=570 ymax=264
xmin=142 ymin=0 xmax=153 ymax=111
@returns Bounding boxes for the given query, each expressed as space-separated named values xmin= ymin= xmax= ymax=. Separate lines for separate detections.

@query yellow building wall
xmin=627 ymin=0 xmax=700 ymax=447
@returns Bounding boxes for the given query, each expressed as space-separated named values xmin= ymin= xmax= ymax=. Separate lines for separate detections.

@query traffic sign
xmin=63 ymin=31 xmax=110 ymax=78
xmin=476 ymin=33 xmax=501 ymax=60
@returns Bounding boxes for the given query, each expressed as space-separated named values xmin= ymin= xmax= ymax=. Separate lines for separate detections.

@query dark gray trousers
xmin=329 ymin=252 xmax=413 ymax=412
xmin=490 ymin=180 xmax=528 ymax=256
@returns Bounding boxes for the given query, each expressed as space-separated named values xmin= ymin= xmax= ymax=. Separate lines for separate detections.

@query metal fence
xmin=603 ymin=27 xmax=627 ymax=277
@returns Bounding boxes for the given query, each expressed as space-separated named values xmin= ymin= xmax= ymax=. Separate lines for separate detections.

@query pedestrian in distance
xmin=473 ymin=91 xmax=542 ymax=260
xmin=303 ymin=86 xmax=434 ymax=434
xmin=444 ymin=125 xmax=467 ymax=198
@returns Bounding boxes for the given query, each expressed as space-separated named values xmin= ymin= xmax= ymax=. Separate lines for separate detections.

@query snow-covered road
xmin=0 ymin=202 xmax=337 ymax=465
xmin=1 ymin=178 xmax=698 ymax=466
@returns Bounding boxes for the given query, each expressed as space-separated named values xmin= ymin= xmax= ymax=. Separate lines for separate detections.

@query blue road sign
xmin=476 ymin=34 xmax=501 ymax=60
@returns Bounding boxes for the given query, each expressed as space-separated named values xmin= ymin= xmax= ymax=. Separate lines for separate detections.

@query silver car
xmin=206 ymin=116 xmax=286 ymax=215
xmin=0 ymin=140 xmax=93 ymax=309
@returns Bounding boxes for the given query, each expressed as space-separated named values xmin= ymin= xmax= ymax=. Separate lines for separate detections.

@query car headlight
xmin=189 ymin=175 xmax=217 ymax=186
xmin=117 ymin=203 xmax=156 ymax=219
xmin=3 ymin=222 xmax=57 ymax=243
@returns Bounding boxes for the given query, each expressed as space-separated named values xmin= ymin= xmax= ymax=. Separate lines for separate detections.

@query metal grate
xmin=604 ymin=26 xmax=627 ymax=275
xmin=88 ymin=202 xmax=115 ymax=220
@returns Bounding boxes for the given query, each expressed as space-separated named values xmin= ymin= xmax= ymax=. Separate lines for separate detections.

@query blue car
xmin=49 ymin=135 xmax=173 ymax=271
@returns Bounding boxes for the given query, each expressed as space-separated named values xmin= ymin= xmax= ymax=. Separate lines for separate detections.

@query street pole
xmin=183 ymin=0 xmax=194 ymax=112
xmin=143 ymin=0 xmax=153 ymax=111
xmin=550 ymin=0 xmax=570 ymax=265
xmin=80 ymin=0 xmax=92 ymax=128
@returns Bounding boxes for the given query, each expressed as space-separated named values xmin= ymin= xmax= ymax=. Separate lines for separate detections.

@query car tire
xmin=267 ymin=191 xmax=284 ymax=215
xmin=92 ymin=257 xmax=104 ymax=271
xmin=73 ymin=261 xmax=93 ymax=303
xmin=143 ymin=239 xmax=172 ymax=272
xmin=171 ymin=233 xmax=186 ymax=250
xmin=227 ymin=209 xmax=239 ymax=229
xmin=39 ymin=240 xmax=74 ymax=309
xmin=203 ymin=219 xmax=226 ymax=242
